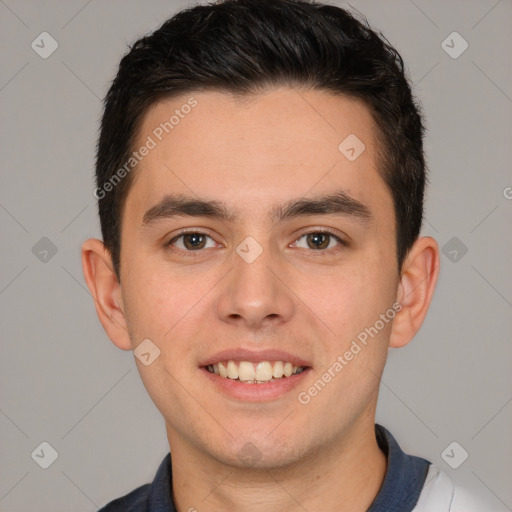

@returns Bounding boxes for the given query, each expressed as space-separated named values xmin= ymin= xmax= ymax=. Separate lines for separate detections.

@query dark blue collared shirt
xmin=98 ymin=424 xmax=430 ymax=511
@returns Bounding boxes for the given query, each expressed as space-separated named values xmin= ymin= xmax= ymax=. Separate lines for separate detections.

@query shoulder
xmin=413 ymin=464 xmax=506 ymax=512
xmin=97 ymin=483 xmax=151 ymax=511
xmin=97 ymin=453 xmax=172 ymax=511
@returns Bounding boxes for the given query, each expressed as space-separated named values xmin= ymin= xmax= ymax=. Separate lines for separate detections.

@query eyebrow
xmin=142 ymin=190 xmax=372 ymax=227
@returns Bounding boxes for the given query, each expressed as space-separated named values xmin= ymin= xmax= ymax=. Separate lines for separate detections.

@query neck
xmin=168 ymin=418 xmax=387 ymax=512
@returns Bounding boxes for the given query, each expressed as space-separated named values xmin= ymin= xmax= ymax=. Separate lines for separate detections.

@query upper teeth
xmin=206 ymin=361 xmax=305 ymax=383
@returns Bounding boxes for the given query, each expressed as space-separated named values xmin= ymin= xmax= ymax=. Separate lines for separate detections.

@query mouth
xmin=204 ymin=360 xmax=307 ymax=384
xmin=199 ymin=349 xmax=312 ymax=401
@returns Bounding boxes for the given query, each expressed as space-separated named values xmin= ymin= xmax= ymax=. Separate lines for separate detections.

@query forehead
xmin=125 ymin=88 xmax=392 ymax=223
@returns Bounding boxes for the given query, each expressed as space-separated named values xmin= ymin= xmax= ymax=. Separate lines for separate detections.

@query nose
xmin=215 ymin=241 xmax=295 ymax=331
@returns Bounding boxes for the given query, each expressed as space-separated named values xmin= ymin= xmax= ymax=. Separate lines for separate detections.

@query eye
xmin=168 ymin=232 xmax=217 ymax=251
xmin=291 ymin=231 xmax=345 ymax=252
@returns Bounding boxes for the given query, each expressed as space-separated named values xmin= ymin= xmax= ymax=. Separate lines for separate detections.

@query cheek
xmin=303 ymin=259 xmax=394 ymax=339
xmin=121 ymin=262 xmax=177 ymax=341
xmin=121 ymin=259 xmax=216 ymax=356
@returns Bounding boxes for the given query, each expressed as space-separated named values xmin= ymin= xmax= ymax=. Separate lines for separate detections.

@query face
xmin=118 ymin=88 xmax=400 ymax=468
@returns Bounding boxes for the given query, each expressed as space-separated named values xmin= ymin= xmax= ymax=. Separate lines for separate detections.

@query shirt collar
xmin=113 ymin=423 xmax=429 ymax=511
xmin=367 ymin=424 xmax=430 ymax=511
xmin=147 ymin=453 xmax=175 ymax=512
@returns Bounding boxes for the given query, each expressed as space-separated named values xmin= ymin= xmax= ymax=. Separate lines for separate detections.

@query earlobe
xmin=389 ymin=236 xmax=440 ymax=349
xmin=81 ymin=239 xmax=132 ymax=351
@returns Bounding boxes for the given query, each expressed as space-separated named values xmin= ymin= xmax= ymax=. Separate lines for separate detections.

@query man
xmin=81 ymin=0 xmax=495 ymax=510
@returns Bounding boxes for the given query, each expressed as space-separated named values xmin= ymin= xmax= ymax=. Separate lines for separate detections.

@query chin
xmin=208 ymin=433 xmax=311 ymax=471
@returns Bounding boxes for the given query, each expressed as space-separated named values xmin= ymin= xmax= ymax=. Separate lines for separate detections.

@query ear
xmin=81 ymin=238 xmax=132 ymax=351
xmin=389 ymin=236 xmax=440 ymax=348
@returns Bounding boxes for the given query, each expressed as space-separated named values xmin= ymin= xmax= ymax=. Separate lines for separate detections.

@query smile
xmin=206 ymin=360 xmax=306 ymax=384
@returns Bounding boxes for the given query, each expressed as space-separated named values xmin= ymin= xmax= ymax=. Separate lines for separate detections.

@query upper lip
xmin=199 ymin=348 xmax=312 ymax=368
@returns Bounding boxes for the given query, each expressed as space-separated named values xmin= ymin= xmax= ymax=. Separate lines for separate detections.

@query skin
xmin=82 ymin=88 xmax=439 ymax=512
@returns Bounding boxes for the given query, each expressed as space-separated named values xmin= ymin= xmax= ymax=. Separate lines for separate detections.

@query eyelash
xmin=166 ymin=230 xmax=218 ymax=257
xmin=166 ymin=229 xmax=347 ymax=257
xmin=290 ymin=229 xmax=347 ymax=256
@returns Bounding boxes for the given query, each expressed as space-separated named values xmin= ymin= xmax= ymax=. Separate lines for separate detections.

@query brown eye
xmin=306 ymin=233 xmax=331 ymax=250
xmin=169 ymin=232 xmax=216 ymax=251
xmin=292 ymin=231 xmax=343 ymax=251
xmin=182 ymin=233 xmax=206 ymax=250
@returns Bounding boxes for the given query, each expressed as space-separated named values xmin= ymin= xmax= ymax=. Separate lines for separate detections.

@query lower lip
xmin=200 ymin=367 xmax=311 ymax=402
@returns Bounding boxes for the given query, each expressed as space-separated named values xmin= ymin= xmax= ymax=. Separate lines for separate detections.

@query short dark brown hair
xmin=95 ymin=0 xmax=426 ymax=278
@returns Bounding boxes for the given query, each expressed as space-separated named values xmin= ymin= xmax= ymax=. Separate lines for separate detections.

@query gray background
xmin=0 ymin=0 xmax=511 ymax=510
